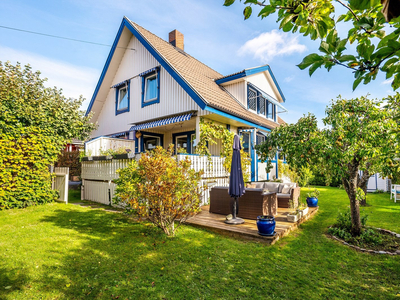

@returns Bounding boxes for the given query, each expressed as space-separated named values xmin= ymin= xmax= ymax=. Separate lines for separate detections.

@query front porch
xmin=187 ymin=205 xmax=319 ymax=244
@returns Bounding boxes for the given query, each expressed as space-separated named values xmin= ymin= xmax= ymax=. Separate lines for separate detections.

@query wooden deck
xmin=186 ymin=205 xmax=319 ymax=244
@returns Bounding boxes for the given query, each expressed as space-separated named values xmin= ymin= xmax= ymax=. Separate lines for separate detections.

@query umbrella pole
xmin=232 ymin=197 xmax=238 ymax=219
xmin=225 ymin=196 xmax=244 ymax=225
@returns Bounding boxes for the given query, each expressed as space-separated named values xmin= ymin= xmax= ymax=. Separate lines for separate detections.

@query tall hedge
xmin=0 ymin=61 xmax=96 ymax=209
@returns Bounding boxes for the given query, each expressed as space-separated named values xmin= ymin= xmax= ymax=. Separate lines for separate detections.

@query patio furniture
xmin=209 ymin=187 xmax=278 ymax=220
xmin=250 ymin=181 xmax=300 ymax=208
xmin=391 ymin=184 xmax=400 ymax=202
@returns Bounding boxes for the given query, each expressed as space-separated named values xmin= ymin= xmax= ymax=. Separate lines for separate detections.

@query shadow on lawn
xmin=26 ymin=201 xmax=400 ymax=299
xmin=0 ymin=266 xmax=29 ymax=298
xmin=37 ymin=208 xmax=220 ymax=299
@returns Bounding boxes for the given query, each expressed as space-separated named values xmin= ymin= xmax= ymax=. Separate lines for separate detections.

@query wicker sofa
xmin=209 ymin=187 xmax=278 ymax=219
xmin=249 ymin=181 xmax=300 ymax=208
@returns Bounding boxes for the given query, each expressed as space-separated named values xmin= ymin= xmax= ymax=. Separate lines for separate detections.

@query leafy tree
xmin=0 ymin=61 xmax=96 ymax=209
xmin=114 ymin=146 xmax=205 ymax=236
xmin=256 ymin=95 xmax=399 ymax=235
xmin=223 ymin=0 xmax=400 ymax=90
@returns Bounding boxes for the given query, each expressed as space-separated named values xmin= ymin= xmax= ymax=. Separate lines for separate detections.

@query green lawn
xmin=1 ymin=187 xmax=400 ymax=299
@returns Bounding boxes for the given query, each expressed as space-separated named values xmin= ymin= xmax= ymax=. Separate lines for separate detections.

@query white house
xmin=85 ymin=17 xmax=289 ymax=182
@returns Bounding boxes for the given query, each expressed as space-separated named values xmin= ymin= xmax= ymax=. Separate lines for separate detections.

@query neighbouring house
xmin=85 ymin=16 xmax=289 ymax=184
xmin=64 ymin=139 xmax=84 ymax=152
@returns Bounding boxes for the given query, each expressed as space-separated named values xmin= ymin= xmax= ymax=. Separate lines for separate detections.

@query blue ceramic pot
xmin=306 ymin=197 xmax=318 ymax=207
xmin=257 ymin=215 xmax=275 ymax=236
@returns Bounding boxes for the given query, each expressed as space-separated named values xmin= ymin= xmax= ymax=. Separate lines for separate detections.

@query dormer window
xmin=247 ymin=84 xmax=276 ymax=121
xmin=114 ymin=80 xmax=130 ymax=115
xmin=141 ymin=67 xmax=160 ymax=107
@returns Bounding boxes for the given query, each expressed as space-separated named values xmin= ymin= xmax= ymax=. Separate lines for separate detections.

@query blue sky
xmin=0 ymin=0 xmax=395 ymax=125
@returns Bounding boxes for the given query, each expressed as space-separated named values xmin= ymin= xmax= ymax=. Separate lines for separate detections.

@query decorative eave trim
xmin=204 ymin=105 xmax=272 ymax=132
xmin=215 ymin=65 xmax=286 ymax=103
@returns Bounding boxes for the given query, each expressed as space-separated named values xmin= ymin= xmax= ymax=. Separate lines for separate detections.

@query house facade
xmin=86 ymin=17 xmax=288 ymax=181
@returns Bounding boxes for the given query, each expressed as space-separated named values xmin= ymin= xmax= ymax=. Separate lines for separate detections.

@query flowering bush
xmin=114 ymin=145 xmax=205 ymax=236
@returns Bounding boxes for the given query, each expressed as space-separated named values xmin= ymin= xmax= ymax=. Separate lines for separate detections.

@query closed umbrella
xmin=225 ymin=134 xmax=245 ymax=225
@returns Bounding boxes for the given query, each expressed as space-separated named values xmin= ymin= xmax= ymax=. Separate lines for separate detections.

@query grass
xmin=0 ymin=187 xmax=400 ymax=299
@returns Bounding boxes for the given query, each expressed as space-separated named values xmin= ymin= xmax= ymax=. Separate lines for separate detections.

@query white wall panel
xmin=92 ymin=34 xmax=202 ymax=138
xmin=224 ymin=81 xmax=246 ymax=107
xmin=247 ymin=73 xmax=281 ymax=102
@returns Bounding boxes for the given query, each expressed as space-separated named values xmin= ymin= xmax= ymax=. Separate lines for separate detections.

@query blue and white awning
xmin=111 ymin=80 xmax=129 ymax=88
xmin=110 ymin=131 xmax=128 ymax=138
xmin=139 ymin=67 xmax=159 ymax=77
xmin=129 ymin=113 xmax=193 ymax=131
xmin=248 ymin=83 xmax=288 ymax=113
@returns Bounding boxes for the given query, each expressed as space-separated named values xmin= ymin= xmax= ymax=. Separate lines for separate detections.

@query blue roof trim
xmin=215 ymin=65 xmax=286 ymax=103
xmin=129 ymin=113 xmax=193 ymax=131
xmin=86 ymin=18 xmax=207 ymax=116
xmin=215 ymin=71 xmax=247 ymax=85
xmin=204 ymin=106 xmax=271 ymax=132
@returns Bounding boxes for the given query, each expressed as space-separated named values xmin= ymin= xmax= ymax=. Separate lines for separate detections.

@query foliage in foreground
xmin=256 ymin=95 xmax=400 ymax=235
xmin=224 ymin=0 xmax=400 ymax=90
xmin=0 ymin=62 xmax=96 ymax=209
xmin=114 ymin=146 xmax=204 ymax=236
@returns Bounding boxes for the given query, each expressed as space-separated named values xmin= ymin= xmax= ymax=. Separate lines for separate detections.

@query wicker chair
xmin=209 ymin=187 xmax=278 ymax=220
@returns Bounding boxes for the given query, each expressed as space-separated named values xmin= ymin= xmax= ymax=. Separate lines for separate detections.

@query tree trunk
xmin=342 ymin=159 xmax=362 ymax=236
xmin=358 ymin=169 xmax=370 ymax=206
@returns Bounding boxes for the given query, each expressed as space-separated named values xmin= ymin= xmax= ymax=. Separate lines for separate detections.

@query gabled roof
xmin=215 ymin=65 xmax=286 ymax=103
xmin=86 ymin=17 xmax=284 ymax=130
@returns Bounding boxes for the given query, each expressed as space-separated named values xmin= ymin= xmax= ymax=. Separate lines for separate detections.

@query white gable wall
xmin=223 ymin=81 xmax=246 ymax=108
xmin=92 ymin=33 xmax=204 ymax=138
xmin=246 ymin=72 xmax=281 ymax=102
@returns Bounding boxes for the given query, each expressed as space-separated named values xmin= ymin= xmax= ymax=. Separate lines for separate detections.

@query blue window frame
xmin=135 ymin=131 xmax=164 ymax=153
xmin=141 ymin=67 xmax=160 ymax=107
xmin=172 ymin=131 xmax=196 ymax=154
xmin=247 ymin=84 xmax=276 ymax=121
xmin=115 ymin=80 xmax=130 ymax=115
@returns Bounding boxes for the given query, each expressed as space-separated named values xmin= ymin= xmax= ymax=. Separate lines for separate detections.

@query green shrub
xmin=114 ymin=145 xmax=205 ymax=236
xmin=0 ymin=61 xmax=96 ymax=210
xmin=55 ymin=150 xmax=81 ymax=179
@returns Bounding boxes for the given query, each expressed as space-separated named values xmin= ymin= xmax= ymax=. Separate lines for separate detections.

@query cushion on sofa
xmin=246 ymin=183 xmax=256 ymax=188
xmin=264 ymin=182 xmax=280 ymax=193
xmin=245 ymin=188 xmax=265 ymax=192
xmin=277 ymin=193 xmax=291 ymax=199
xmin=278 ymin=183 xmax=296 ymax=193
xmin=250 ymin=182 xmax=265 ymax=189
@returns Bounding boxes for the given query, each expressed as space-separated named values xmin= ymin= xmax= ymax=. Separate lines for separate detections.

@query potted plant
xmin=287 ymin=198 xmax=300 ymax=222
xmin=256 ymin=215 xmax=276 ymax=236
xmin=287 ymin=210 xmax=300 ymax=222
xmin=297 ymin=197 xmax=309 ymax=218
xmin=306 ymin=188 xmax=320 ymax=207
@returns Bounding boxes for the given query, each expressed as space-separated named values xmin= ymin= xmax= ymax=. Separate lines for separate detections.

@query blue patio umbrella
xmin=225 ymin=134 xmax=245 ymax=225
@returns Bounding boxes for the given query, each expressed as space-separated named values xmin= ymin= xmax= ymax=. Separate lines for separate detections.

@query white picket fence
xmin=52 ymin=167 xmax=69 ymax=203
xmin=81 ymin=154 xmax=228 ymax=206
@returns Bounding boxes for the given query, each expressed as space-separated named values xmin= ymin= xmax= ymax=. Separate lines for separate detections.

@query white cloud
xmin=284 ymin=75 xmax=295 ymax=83
xmin=0 ymin=46 xmax=98 ymax=109
xmin=382 ymin=78 xmax=392 ymax=85
xmin=237 ymin=30 xmax=307 ymax=62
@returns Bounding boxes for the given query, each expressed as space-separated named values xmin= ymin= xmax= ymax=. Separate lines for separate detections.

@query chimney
xmin=169 ymin=30 xmax=184 ymax=51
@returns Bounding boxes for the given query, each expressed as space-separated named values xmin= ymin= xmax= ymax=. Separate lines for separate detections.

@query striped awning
xmin=139 ymin=67 xmax=159 ymax=77
xmin=248 ymin=83 xmax=288 ymax=112
xmin=111 ymin=80 xmax=129 ymax=88
xmin=129 ymin=113 xmax=193 ymax=131
xmin=111 ymin=132 xmax=128 ymax=138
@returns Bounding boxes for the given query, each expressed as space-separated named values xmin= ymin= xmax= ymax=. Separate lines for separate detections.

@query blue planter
xmin=257 ymin=215 xmax=276 ymax=236
xmin=306 ymin=197 xmax=318 ymax=207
